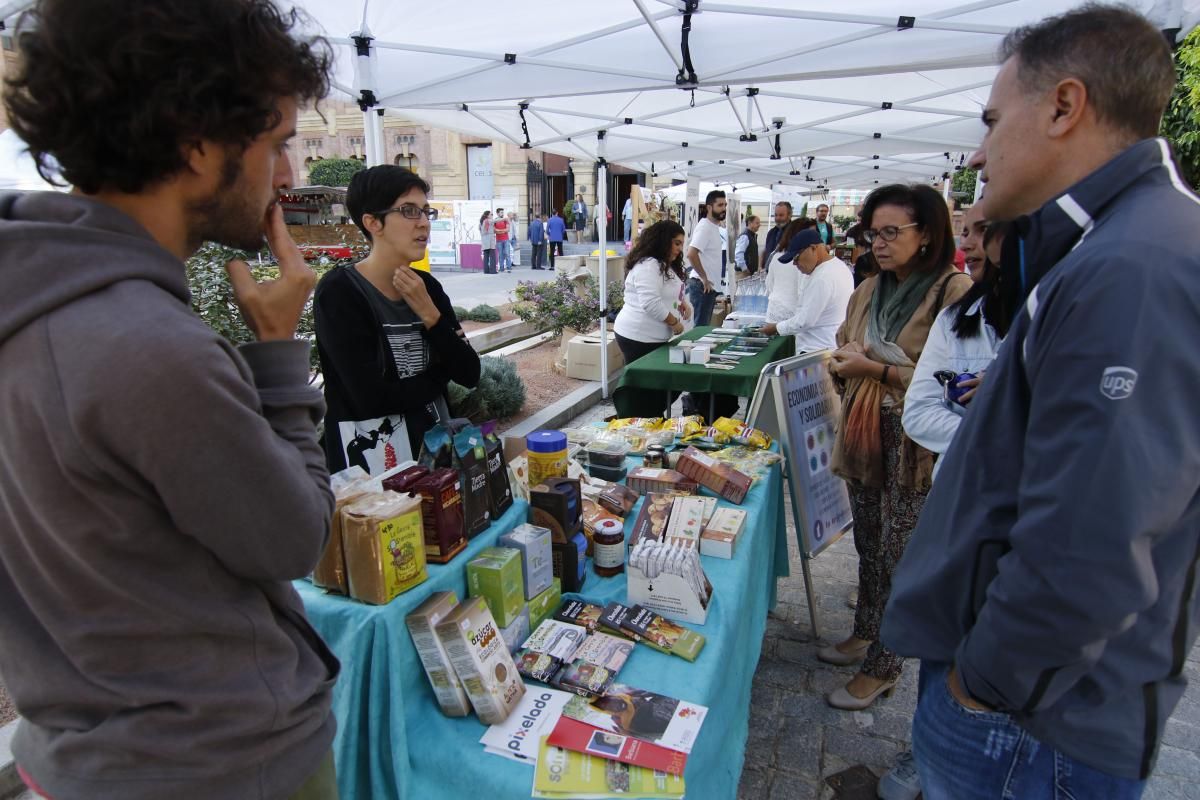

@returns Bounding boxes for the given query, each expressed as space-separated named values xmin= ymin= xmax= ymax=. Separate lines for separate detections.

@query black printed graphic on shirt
xmin=384 ymin=321 xmax=430 ymax=379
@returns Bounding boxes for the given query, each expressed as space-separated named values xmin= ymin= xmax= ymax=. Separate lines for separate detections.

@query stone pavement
xmin=563 ymin=398 xmax=1200 ymax=800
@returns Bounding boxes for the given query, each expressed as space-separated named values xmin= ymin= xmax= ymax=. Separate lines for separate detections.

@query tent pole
xmin=597 ymin=131 xmax=609 ymax=399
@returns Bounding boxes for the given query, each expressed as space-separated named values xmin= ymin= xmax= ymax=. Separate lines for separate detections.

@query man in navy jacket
xmin=883 ymin=6 xmax=1200 ymax=798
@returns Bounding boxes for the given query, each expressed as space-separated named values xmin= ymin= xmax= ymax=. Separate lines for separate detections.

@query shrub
xmin=307 ymin=157 xmax=365 ymax=188
xmin=468 ymin=304 xmax=501 ymax=323
xmin=447 ymin=356 xmax=526 ymax=421
xmin=511 ymin=273 xmax=625 ymax=336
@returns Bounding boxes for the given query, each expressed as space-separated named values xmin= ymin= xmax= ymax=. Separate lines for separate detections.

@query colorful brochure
xmin=479 ymin=687 xmax=573 ymax=764
xmin=532 ymin=737 xmax=686 ymax=799
xmin=547 ymin=716 xmax=688 ymax=776
xmin=561 ymin=684 xmax=707 ymax=754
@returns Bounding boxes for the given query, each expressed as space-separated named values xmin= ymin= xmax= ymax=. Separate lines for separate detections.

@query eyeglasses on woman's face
xmin=372 ymin=204 xmax=439 ymax=221
xmin=861 ymin=222 xmax=918 ymax=244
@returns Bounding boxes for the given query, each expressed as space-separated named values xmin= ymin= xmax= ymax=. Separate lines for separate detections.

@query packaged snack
xmin=674 ymin=447 xmax=754 ymax=504
xmin=313 ymin=466 xmax=372 ymax=594
xmin=381 ymin=464 xmax=429 ymax=495
xmin=585 ymin=439 xmax=631 ymax=468
xmin=453 ymin=426 xmax=492 ymax=538
xmin=522 ymin=619 xmax=588 ymax=661
xmin=662 ymin=415 xmax=704 ymax=437
xmin=711 ymin=417 xmax=773 ymax=450
xmin=481 ymin=420 xmax=515 ymax=520
xmin=513 ymin=648 xmax=564 ymax=683
xmin=571 ymin=632 xmax=634 ymax=672
xmin=413 ymin=468 xmax=468 ymax=563
xmin=553 ymin=599 xmax=605 ymax=633
xmin=664 ymin=496 xmax=707 ymax=549
xmin=700 ymin=508 xmax=746 ymax=559
xmin=583 ymin=499 xmax=624 ymax=540
xmin=559 ymin=427 xmax=598 ymax=445
xmin=406 ymin=591 xmax=472 ymax=716
xmin=628 ymin=492 xmax=678 ymax=549
xmin=467 ymin=546 xmax=526 ymax=628
xmin=699 ymin=496 xmax=719 ymax=526
xmin=598 ymin=483 xmax=639 ymax=517
xmin=342 ymin=492 xmax=427 ymax=604
xmin=553 ymin=659 xmax=617 ymax=698
xmin=532 ymin=739 xmax=687 ymax=798
xmin=620 ymin=605 xmax=706 ymax=661
xmin=710 ymin=445 xmax=783 ymax=482
xmin=527 ymin=578 xmax=562 ymax=631
xmin=499 ymin=523 xmax=555 ymax=600
xmin=625 ymin=467 xmax=699 ymax=497
xmin=606 ymin=417 xmax=664 ymax=431
xmin=680 ymin=426 xmax=731 ymax=447
xmin=435 ymin=596 xmax=526 ymax=725
xmin=598 ymin=602 xmax=641 ymax=641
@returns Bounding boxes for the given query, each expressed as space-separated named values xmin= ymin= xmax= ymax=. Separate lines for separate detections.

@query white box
xmin=700 ymin=508 xmax=746 ymax=559
xmin=626 ymin=560 xmax=711 ymax=625
xmin=499 ymin=523 xmax=555 ymax=600
xmin=565 ymin=332 xmax=624 ymax=380
xmin=434 ymin=596 xmax=526 ymax=725
xmin=407 ymin=591 xmax=473 ymax=717
xmin=687 ymin=344 xmax=710 ymax=364
xmin=668 ymin=345 xmax=689 ymax=364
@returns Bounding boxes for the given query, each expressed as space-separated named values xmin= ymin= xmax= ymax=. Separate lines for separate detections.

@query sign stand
xmin=747 ymin=351 xmax=855 ymax=638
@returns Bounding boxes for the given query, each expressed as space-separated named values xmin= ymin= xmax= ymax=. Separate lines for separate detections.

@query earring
xmin=920 ymin=244 xmax=928 ymax=256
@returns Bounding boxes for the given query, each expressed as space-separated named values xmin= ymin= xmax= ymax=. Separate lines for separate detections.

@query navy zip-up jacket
xmin=883 ymin=138 xmax=1200 ymax=779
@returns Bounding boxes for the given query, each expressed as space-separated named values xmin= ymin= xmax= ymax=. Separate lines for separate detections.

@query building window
xmin=348 ymin=136 xmax=365 ymax=147
xmin=303 ymin=138 xmax=323 ymax=149
xmin=394 ymin=134 xmax=416 ymax=146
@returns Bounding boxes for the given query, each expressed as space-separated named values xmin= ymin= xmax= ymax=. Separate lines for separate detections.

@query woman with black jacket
xmin=314 ymin=166 xmax=480 ymax=474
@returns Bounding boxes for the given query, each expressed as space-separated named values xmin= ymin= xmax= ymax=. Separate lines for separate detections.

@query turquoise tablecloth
xmin=297 ymin=457 xmax=789 ymax=800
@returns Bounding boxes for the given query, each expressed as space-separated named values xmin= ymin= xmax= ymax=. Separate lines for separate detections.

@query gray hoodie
xmin=0 ymin=192 xmax=337 ymax=799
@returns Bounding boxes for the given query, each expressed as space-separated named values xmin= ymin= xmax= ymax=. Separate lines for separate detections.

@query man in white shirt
xmin=761 ymin=228 xmax=853 ymax=352
xmin=685 ymin=189 xmax=727 ymax=326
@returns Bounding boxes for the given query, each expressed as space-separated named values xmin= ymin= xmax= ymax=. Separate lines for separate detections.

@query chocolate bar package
xmin=434 ymin=596 xmax=526 ymax=725
xmin=413 ymin=468 xmax=468 ymax=563
xmin=597 ymin=482 xmax=639 ymax=517
xmin=499 ymin=523 xmax=554 ymax=600
xmin=598 ymin=602 xmax=641 ymax=642
xmin=513 ymin=648 xmax=564 ymax=683
xmin=481 ymin=420 xmax=514 ymax=519
xmin=342 ymin=492 xmax=428 ymax=605
xmin=553 ymin=659 xmax=617 ymax=698
xmin=674 ymin=447 xmax=753 ymax=504
xmin=522 ymin=619 xmax=588 ymax=661
xmin=453 ymin=426 xmax=492 ymax=538
xmin=406 ymin=591 xmax=472 ymax=716
xmin=553 ymin=599 xmax=605 ymax=634
xmin=625 ymin=467 xmax=699 ymax=497
xmin=619 ymin=604 xmax=706 ymax=661
xmin=313 ymin=467 xmax=373 ymax=594
xmin=571 ymin=632 xmax=634 ymax=673
xmin=466 ymin=547 xmax=525 ymax=629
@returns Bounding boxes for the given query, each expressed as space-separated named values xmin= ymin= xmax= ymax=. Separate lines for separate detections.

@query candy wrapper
xmin=711 ymin=417 xmax=773 ymax=449
xmin=710 ymin=445 xmax=783 ymax=482
xmin=662 ymin=415 xmax=705 ymax=437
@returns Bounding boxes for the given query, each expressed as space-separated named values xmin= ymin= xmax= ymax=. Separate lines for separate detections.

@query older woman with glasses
xmin=314 ymin=165 xmax=480 ymax=474
xmin=820 ymin=183 xmax=972 ymax=710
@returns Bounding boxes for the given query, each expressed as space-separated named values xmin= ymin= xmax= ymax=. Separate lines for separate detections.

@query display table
xmin=297 ymin=457 xmax=789 ymax=800
xmin=612 ymin=326 xmax=794 ymax=418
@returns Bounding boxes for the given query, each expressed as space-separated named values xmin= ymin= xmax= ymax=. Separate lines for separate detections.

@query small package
xmin=418 ymin=424 xmax=455 ymax=471
xmin=711 ymin=417 xmax=773 ymax=449
xmin=620 ymin=604 xmax=706 ymax=661
xmin=687 ymin=344 xmax=711 ymax=364
xmin=553 ymin=659 xmax=617 ymax=698
xmin=413 ymin=468 xmax=468 ymax=563
xmin=453 ymin=426 xmax=493 ymax=538
xmin=500 ymin=605 xmax=531 ymax=654
xmin=553 ymin=599 xmax=605 ymax=634
xmin=342 ymin=492 xmax=427 ymax=605
xmin=467 ymin=547 xmax=526 ymax=629
xmin=527 ymin=578 xmax=562 ymax=631
xmin=626 ymin=467 xmax=699 ymax=497
xmin=571 ymin=632 xmax=634 ymax=672
xmin=406 ymin=591 xmax=472 ymax=716
xmin=513 ymin=648 xmax=564 ymax=683
xmin=665 ymin=496 xmax=707 ymax=549
xmin=597 ymin=483 xmax=639 ymax=517
xmin=701 ymin=508 xmax=747 ymax=559
xmin=313 ymin=466 xmax=373 ymax=594
xmin=434 ymin=596 xmax=526 ymax=725
xmin=668 ymin=345 xmax=689 ymax=364
xmin=628 ymin=492 xmax=678 ymax=549
xmin=499 ymin=523 xmax=555 ymax=600
xmin=522 ymin=619 xmax=588 ymax=661
xmin=381 ymin=464 xmax=430 ymax=495
xmin=479 ymin=421 xmax=514 ymax=518
xmin=674 ymin=447 xmax=753 ymax=504
xmin=606 ymin=417 xmax=664 ymax=431
xmin=598 ymin=602 xmax=642 ymax=641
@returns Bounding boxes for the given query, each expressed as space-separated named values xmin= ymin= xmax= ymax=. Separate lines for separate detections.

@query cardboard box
xmin=665 ymin=497 xmax=707 ymax=549
xmin=406 ymin=591 xmax=472 ymax=716
xmin=565 ymin=332 xmax=624 ymax=381
xmin=700 ymin=508 xmax=747 ymax=559
xmin=499 ymin=524 xmax=555 ymax=600
xmin=342 ymin=493 xmax=428 ymax=604
xmin=435 ymin=596 xmax=526 ymax=725
xmin=467 ymin=547 xmax=526 ymax=628
xmin=627 ymin=555 xmax=710 ymax=625
xmin=500 ymin=604 xmax=531 ymax=654
xmin=674 ymin=447 xmax=753 ymax=504
xmin=527 ymin=578 xmax=562 ymax=630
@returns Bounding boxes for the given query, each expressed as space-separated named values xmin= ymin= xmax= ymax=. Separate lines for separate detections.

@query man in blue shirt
xmin=547 ymin=210 xmax=567 ymax=269
xmin=528 ymin=214 xmax=547 ymax=270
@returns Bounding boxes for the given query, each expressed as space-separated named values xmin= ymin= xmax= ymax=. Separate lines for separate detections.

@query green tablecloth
xmin=613 ymin=326 xmax=794 ymax=417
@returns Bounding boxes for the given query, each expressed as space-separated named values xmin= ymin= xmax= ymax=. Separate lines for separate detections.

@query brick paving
xmin=564 ymin=399 xmax=1200 ymax=800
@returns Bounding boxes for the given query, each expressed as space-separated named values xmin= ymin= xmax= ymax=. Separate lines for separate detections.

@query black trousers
xmin=531 ymin=243 xmax=546 ymax=269
xmin=549 ymin=240 xmax=564 ymax=267
xmin=614 ymin=332 xmax=682 ymax=418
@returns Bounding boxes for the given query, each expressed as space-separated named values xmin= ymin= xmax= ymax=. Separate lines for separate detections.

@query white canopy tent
xmin=0 ymin=129 xmax=68 ymax=192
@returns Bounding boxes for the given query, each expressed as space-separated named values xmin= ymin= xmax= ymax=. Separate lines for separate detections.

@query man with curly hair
xmin=0 ymin=1 xmax=339 ymax=798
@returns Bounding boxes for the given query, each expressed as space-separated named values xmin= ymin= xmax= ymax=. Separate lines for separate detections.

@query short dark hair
xmin=347 ymin=166 xmax=431 ymax=242
xmin=1001 ymin=3 xmax=1175 ymax=140
xmin=705 ymin=189 xmax=726 ymax=206
xmin=775 ymin=201 xmax=792 ymax=212
xmin=496 ymin=207 xmax=504 ymax=214
xmin=860 ymin=184 xmax=955 ymax=274
xmin=817 ymin=204 xmax=830 ymax=211
xmin=4 ymin=0 xmax=331 ymax=194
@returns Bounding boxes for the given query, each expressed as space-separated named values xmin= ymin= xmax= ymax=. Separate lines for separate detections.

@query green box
xmin=466 ymin=547 xmax=525 ymax=629
xmin=527 ymin=577 xmax=562 ymax=631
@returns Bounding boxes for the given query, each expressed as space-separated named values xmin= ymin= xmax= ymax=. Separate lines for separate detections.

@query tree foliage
xmin=1162 ymin=28 xmax=1200 ymax=189
xmin=952 ymin=168 xmax=978 ymax=198
xmin=307 ymin=157 xmax=366 ymax=188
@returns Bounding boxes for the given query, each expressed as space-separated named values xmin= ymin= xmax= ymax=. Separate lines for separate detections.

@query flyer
xmin=561 ymin=684 xmax=707 ymax=754
xmin=547 ymin=716 xmax=688 ymax=776
xmin=479 ymin=688 xmax=574 ymax=764
xmin=531 ymin=737 xmax=686 ymax=799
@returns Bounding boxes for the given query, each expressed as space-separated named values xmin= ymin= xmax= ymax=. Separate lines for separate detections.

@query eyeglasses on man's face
xmin=372 ymin=204 xmax=439 ymax=221
xmin=861 ymin=222 xmax=918 ymax=244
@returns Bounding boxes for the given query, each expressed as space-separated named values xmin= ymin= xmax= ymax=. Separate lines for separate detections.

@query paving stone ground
xmin=565 ymin=399 xmax=1200 ymax=800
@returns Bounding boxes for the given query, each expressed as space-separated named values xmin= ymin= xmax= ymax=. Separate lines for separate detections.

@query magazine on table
xmin=561 ymin=684 xmax=708 ymax=754
xmin=531 ymin=737 xmax=686 ymax=799
xmin=547 ymin=716 xmax=688 ymax=776
xmin=479 ymin=687 xmax=573 ymax=764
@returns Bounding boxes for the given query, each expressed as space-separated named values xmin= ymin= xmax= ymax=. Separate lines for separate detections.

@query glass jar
xmin=592 ymin=517 xmax=625 ymax=577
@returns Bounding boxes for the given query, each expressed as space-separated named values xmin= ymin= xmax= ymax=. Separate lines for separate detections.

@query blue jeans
xmin=913 ymin=662 xmax=1145 ymax=800
xmin=498 ymin=240 xmax=512 ymax=271
xmin=624 ymin=218 xmax=632 ymax=241
xmin=685 ymin=277 xmax=718 ymax=327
